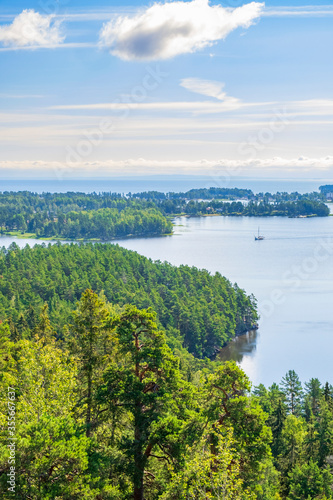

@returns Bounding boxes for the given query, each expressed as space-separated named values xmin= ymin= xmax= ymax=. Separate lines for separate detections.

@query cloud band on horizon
xmin=2 ymin=157 xmax=333 ymax=175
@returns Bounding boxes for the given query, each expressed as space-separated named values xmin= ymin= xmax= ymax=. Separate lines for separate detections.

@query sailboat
xmin=255 ymin=227 xmax=264 ymax=241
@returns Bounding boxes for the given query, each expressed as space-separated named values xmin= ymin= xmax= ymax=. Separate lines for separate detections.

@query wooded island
xmin=0 ymin=190 xmax=329 ymax=240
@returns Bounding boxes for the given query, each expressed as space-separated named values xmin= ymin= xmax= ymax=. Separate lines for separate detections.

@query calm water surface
xmin=0 ymin=177 xmax=327 ymax=194
xmin=112 ymin=216 xmax=333 ymax=387
xmin=2 ymin=215 xmax=333 ymax=386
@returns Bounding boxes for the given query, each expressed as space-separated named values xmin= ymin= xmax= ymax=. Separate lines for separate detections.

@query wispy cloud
xmin=264 ymin=5 xmax=333 ymax=17
xmin=99 ymin=0 xmax=264 ymax=61
xmin=57 ymin=10 xmax=137 ymax=22
xmin=0 ymin=9 xmax=64 ymax=48
xmin=49 ymin=101 xmax=249 ymax=113
xmin=0 ymin=9 xmax=136 ymax=23
xmin=48 ymin=97 xmax=333 ymax=117
xmin=180 ymin=78 xmax=241 ymax=110
xmin=0 ymin=42 xmax=95 ymax=52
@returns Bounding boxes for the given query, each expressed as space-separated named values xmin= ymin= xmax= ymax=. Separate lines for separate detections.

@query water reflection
xmin=219 ymin=330 xmax=259 ymax=363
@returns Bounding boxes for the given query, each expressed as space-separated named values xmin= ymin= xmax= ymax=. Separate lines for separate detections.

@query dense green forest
xmin=319 ymin=185 xmax=333 ymax=196
xmin=132 ymin=187 xmax=326 ymax=203
xmin=38 ymin=207 xmax=172 ymax=240
xmin=0 ymin=191 xmax=329 ymax=241
xmin=156 ymin=199 xmax=330 ymax=217
xmin=0 ymin=192 xmax=172 ymax=240
xmin=0 ymin=243 xmax=257 ymax=358
xmin=131 ymin=187 xmax=255 ymax=200
xmin=1 ymin=289 xmax=333 ymax=499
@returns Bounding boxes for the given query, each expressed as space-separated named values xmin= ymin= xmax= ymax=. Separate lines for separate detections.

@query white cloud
xmin=0 ymin=42 xmax=96 ymax=52
xmin=264 ymin=5 xmax=333 ymax=17
xmin=0 ymin=10 xmax=64 ymax=48
xmin=180 ymin=78 xmax=241 ymax=110
xmin=99 ymin=0 xmax=264 ymax=61
xmin=49 ymin=101 xmax=247 ymax=113
xmin=181 ymin=78 xmax=228 ymax=100
xmin=49 ymin=97 xmax=333 ymax=117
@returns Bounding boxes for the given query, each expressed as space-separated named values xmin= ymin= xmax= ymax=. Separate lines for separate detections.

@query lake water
xmin=112 ymin=216 xmax=333 ymax=387
xmin=2 ymin=214 xmax=333 ymax=387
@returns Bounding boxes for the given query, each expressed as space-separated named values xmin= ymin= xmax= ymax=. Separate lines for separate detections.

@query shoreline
xmin=0 ymin=231 xmax=173 ymax=242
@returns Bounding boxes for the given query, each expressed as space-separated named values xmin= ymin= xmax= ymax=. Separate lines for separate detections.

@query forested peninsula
xmin=0 ymin=192 xmax=172 ymax=240
xmin=0 ymin=190 xmax=329 ymax=241
xmin=0 ymin=242 xmax=257 ymax=358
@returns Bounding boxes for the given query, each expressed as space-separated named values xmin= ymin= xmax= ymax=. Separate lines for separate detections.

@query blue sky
xmin=1 ymin=0 xmax=333 ymax=179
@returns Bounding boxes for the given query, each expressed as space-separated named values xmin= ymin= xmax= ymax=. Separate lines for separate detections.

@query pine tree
xmin=68 ymin=289 xmax=110 ymax=437
xmin=278 ymin=415 xmax=306 ymax=497
xmin=206 ymin=361 xmax=273 ymax=494
xmin=33 ymin=304 xmax=55 ymax=345
xmin=323 ymin=382 xmax=333 ymax=410
xmin=317 ymin=400 xmax=333 ymax=467
xmin=26 ymin=305 xmax=38 ymax=330
xmin=270 ymin=399 xmax=287 ymax=458
xmin=0 ymin=321 xmax=16 ymax=387
xmin=280 ymin=370 xmax=303 ymax=415
xmin=304 ymin=411 xmax=319 ymax=461
xmin=99 ymin=305 xmax=182 ymax=500
xmin=304 ymin=378 xmax=321 ymax=416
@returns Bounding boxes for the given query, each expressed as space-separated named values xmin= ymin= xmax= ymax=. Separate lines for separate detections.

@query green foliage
xmin=0 ymin=330 xmax=96 ymax=499
xmin=67 ymin=289 xmax=111 ymax=436
xmin=287 ymin=460 xmax=332 ymax=500
xmin=281 ymin=371 xmax=304 ymax=415
xmin=155 ymin=198 xmax=330 ymax=217
xmin=304 ymin=378 xmax=322 ymax=416
xmin=0 ymin=243 xmax=257 ymax=358
xmin=0 ymin=192 xmax=172 ymax=239
xmin=0 ymin=322 xmax=16 ymax=387
xmin=98 ymin=306 xmax=183 ymax=499
xmin=161 ymin=429 xmax=255 ymax=500
xmin=15 ymin=337 xmax=77 ymax=422
xmin=278 ymin=415 xmax=306 ymax=470
xmin=42 ymin=207 xmax=173 ymax=240
xmin=206 ymin=362 xmax=274 ymax=494
xmin=0 ymin=296 xmax=275 ymax=500
xmin=316 ymin=400 xmax=333 ymax=467
xmin=133 ymin=187 xmax=326 ymax=206
xmin=11 ymin=415 xmax=95 ymax=500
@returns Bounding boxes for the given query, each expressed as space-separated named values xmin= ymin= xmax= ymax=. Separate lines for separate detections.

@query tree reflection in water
xmin=218 ymin=329 xmax=259 ymax=363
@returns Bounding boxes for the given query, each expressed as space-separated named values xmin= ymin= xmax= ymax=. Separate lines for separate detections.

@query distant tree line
xmin=156 ymin=199 xmax=330 ymax=217
xmin=0 ymin=190 xmax=329 ymax=241
xmin=131 ymin=186 xmax=326 ymax=203
xmin=131 ymin=187 xmax=254 ymax=200
xmin=320 ymin=185 xmax=333 ymax=197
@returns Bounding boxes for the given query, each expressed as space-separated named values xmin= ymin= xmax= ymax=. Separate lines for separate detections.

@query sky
xmin=0 ymin=0 xmax=333 ymax=180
